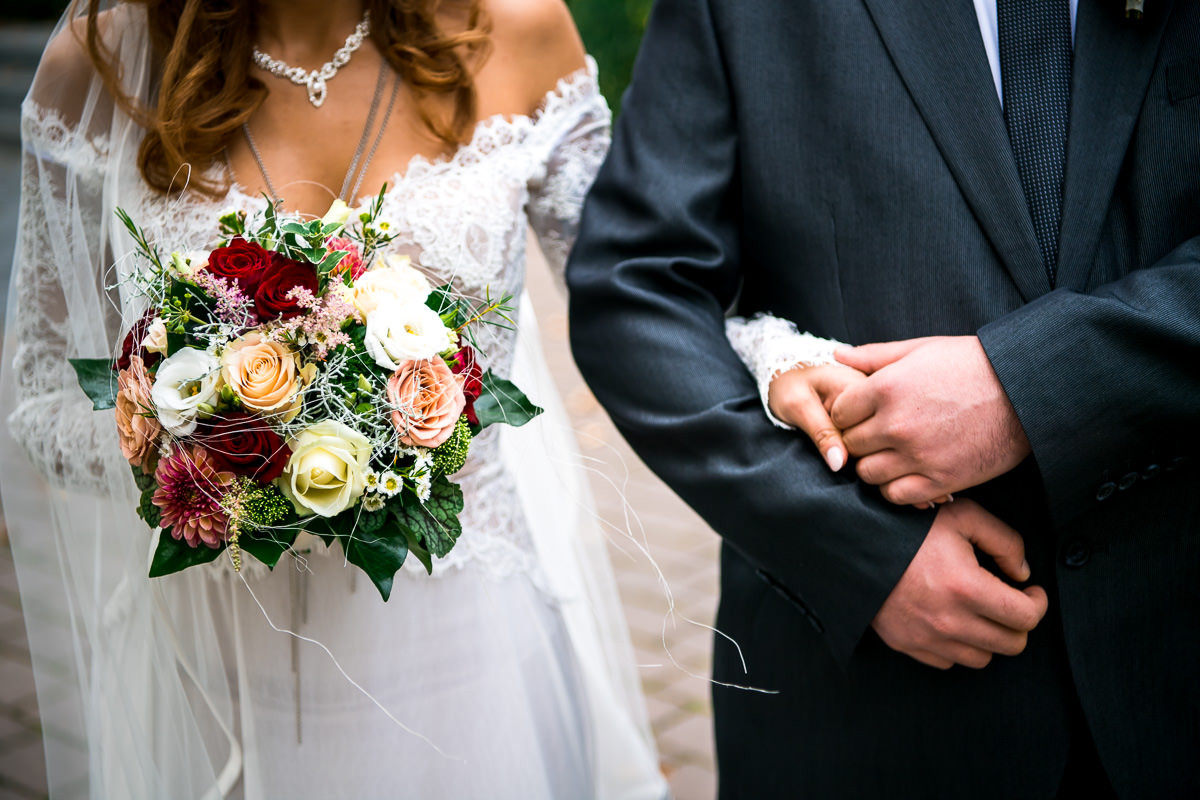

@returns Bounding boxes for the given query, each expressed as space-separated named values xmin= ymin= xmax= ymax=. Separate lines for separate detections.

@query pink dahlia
xmin=326 ymin=236 xmax=366 ymax=279
xmin=152 ymin=445 xmax=236 ymax=548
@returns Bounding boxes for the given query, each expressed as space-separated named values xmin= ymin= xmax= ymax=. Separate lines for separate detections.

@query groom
xmin=567 ymin=0 xmax=1200 ymax=797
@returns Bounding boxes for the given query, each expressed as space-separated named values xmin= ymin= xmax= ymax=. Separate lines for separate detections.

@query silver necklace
xmin=252 ymin=11 xmax=370 ymax=108
xmin=242 ymin=61 xmax=399 ymax=206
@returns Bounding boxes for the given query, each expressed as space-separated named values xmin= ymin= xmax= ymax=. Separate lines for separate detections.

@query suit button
xmin=1095 ymin=482 xmax=1116 ymax=501
xmin=1142 ymin=464 xmax=1161 ymax=480
xmin=1118 ymin=472 xmax=1138 ymax=491
xmin=1063 ymin=542 xmax=1091 ymax=568
xmin=1167 ymin=456 xmax=1188 ymax=472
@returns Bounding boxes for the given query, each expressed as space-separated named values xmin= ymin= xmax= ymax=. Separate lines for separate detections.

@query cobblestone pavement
xmin=0 ymin=256 xmax=722 ymax=799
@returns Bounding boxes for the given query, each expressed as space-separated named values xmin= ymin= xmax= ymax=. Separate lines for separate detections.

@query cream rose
xmin=278 ymin=420 xmax=371 ymax=517
xmin=388 ymin=356 xmax=466 ymax=448
xmin=351 ymin=254 xmax=433 ymax=318
xmin=141 ymin=317 xmax=168 ymax=355
xmin=365 ymin=300 xmax=457 ymax=371
xmin=151 ymin=347 xmax=222 ymax=436
xmin=220 ymin=332 xmax=302 ymax=419
xmin=168 ymin=250 xmax=210 ymax=279
xmin=116 ymin=355 xmax=161 ymax=472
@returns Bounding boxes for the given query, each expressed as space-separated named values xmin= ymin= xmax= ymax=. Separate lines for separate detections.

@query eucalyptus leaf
xmin=68 ymin=358 xmax=117 ymax=410
xmin=149 ymin=530 xmax=224 ymax=577
xmin=473 ymin=371 xmax=543 ymax=430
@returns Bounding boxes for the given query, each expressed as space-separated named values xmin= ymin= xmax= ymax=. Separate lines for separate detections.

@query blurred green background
xmin=566 ymin=0 xmax=652 ymax=114
xmin=0 ymin=1 xmax=650 ymax=113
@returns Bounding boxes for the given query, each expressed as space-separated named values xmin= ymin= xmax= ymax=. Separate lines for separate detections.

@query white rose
xmin=278 ymin=420 xmax=371 ymax=517
xmin=321 ymin=199 xmax=352 ymax=230
xmin=150 ymin=347 xmax=222 ymax=436
xmin=141 ymin=317 xmax=168 ymax=355
xmin=364 ymin=300 xmax=458 ymax=370
xmin=351 ymin=254 xmax=433 ymax=318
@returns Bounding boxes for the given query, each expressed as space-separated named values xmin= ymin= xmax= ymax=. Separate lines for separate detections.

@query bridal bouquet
xmin=70 ymin=189 xmax=540 ymax=600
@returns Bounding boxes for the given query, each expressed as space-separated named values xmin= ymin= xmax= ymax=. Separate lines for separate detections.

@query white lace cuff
xmin=725 ymin=314 xmax=844 ymax=429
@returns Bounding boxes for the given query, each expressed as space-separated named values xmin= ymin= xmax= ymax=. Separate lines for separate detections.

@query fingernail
xmin=826 ymin=446 xmax=845 ymax=472
xmin=946 ymin=493 xmax=955 ymax=503
xmin=1020 ymin=560 xmax=1031 ymax=580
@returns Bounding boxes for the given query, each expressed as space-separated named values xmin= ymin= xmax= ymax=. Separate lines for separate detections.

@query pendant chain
xmin=242 ymin=61 xmax=399 ymax=208
xmin=252 ymin=11 xmax=371 ymax=108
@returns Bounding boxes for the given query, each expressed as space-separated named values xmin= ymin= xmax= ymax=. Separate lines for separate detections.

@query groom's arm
xmin=830 ymin=239 xmax=1200 ymax=525
xmin=566 ymin=0 xmax=936 ymax=666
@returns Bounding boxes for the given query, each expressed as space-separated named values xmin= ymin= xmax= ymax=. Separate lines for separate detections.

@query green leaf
xmin=239 ymin=528 xmax=298 ymax=570
xmin=472 ymin=371 xmax=543 ymax=430
xmin=393 ymin=476 xmax=463 ymax=558
xmin=149 ymin=530 xmax=225 ymax=577
xmin=280 ymin=221 xmax=316 ymax=237
xmin=341 ymin=522 xmax=409 ymax=602
xmin=401 ymin=526 xmax=433 ymax=575
xmin=130 ymin=464 xmax=156 ymax=493
xmin=69 ymin=358 xmax=118 ymax=410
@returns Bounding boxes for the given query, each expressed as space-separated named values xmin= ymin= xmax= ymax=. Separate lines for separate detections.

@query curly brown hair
xmin=74 ymin=0 xmax=490 ymax=196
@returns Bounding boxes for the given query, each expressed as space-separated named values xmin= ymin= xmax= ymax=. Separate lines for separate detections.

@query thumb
xmin=835 ymin=338 xmax=931 ymax=374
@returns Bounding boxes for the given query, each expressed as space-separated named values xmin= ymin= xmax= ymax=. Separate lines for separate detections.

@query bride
xmin=0 ymin=0 xmax=668 ymax=797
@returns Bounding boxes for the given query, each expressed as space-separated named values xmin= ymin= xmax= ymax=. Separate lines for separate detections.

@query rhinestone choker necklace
xmin=252 ymin=11 xmax=370 ymax=108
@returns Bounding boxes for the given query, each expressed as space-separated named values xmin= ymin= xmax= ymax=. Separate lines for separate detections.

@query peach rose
xmin=387 ymin=356 xmax=466 ymax=448
xmin=116 ymin=355 xmax=161 ymax=472
xmin=220 ymin=332 xmax=302 ymax=419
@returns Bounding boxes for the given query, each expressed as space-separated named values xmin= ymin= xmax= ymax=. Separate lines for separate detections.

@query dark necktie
xmin=998 ymin=0 xmax=1072 ymax=284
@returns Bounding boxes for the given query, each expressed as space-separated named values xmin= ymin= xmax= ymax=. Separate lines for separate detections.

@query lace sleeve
xmin=6 ymin=101 xmax=123 ymax=492
xmin=525 ymin=57 xmax=612 ymax=283
xmin=725 ymin=314 xmax=845 ymax=429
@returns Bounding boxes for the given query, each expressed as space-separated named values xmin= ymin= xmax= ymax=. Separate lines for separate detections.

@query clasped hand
xmin=768 ymin=335 xmax=1045 ymax=669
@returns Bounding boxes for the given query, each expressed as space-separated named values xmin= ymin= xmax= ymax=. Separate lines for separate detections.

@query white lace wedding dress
xmin=1 ymin=8 xmax=665 ymax=799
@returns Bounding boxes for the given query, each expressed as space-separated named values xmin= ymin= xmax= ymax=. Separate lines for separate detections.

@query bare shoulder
xmin=477 ymin=0 xmax=588 ymax=115
xmin=32 ymin=8 xmax=130 ymax=115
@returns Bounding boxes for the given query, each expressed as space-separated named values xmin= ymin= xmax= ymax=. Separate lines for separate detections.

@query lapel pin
xmin=1125 ymin=0 xmax=1145 ymax=19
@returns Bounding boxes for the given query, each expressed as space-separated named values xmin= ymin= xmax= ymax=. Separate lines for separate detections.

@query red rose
xmin=206 ymin=237 xmax=272 ymax=294
xmin=199 ymin=411 xmax=291 ymax=483
xmin=448 ymin=345 xmax=483 ymax=425
xmin=114 ymin=309 xmax=160 ymax=372
xmin=254 ymin=255 xmax=319 ymax=320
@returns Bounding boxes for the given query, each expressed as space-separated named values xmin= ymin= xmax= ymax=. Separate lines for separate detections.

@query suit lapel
xmin=1055 ymin=0 xmax=1174 ymax=291
xmin=861 ymin=0 xmax=1048 ymax=301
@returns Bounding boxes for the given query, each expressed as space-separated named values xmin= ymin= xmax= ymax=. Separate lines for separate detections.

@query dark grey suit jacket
xmin=567 ymin=0 xmax=1200 ymax=797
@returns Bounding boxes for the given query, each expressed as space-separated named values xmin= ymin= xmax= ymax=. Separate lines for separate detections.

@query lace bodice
xmin=9 ymin=59 xmax=611 ymax=584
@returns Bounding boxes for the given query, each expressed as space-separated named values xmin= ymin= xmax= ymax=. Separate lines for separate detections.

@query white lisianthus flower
xmin=141 ymin=317 xmax=168 ymax=355
xmin=363 ymin=493 xmax=386 ymax=512
xmin=351 ymin=254 xmax=433 ymax=318
xmin=278 ymin=420 xmax=372 ymax=518
xmin=150 ymin=347 xmax=222 ymax=436
xmin=321 ymin=198 xmax=352 ymax=230
xmin=364 ymin=300 xmax=457 ymax=370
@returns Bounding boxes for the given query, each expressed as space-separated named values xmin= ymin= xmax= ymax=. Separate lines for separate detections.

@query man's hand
xmin=831 ymin=336 xmax=1031 ymax=506
xmin=872 ymin=498 xmax=1049 ymax=669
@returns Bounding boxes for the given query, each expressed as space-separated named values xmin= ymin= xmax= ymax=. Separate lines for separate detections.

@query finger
xmin=945 ymin=614 xmax=1032 ymax=658
xmin=828 ymin=380 xmax=878 ymax=431
xmin=906 ymin=648 xmax=955 ymax=670
xmin=854 ymin=451 xmax=913 ymax=487
xmin=834 ymin=338 xmax=932 ymax=374
xmin=963 ymin=571 xmax=1047 ymax=632
xmin=955 ymin=503 xmax=1031 ymax=583
xmin=879 ymin=474 xmax=949 ymax=507
xmin=770 ymin=380 xmax=848 ymax=472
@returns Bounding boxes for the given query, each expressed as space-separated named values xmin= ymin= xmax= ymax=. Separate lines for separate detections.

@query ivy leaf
xmin=130 ymin=464 xmax=156 ymax=493
xmin=401 ymin=526 xmax=433 ymax=575
xmin=473 ymin=371 xmax=543 ymax=431
xmin=69 ymin=358 xmax=118 ymax=410
xmin=341 ymin=523 xmax=409 ymax=602
xmin=393 ymin=476 xmax=464 ymax=558
xmin=239 ymin=528 xmax=298 ymax=570
xmin=149 ymin=530 xmax=224 ymax=577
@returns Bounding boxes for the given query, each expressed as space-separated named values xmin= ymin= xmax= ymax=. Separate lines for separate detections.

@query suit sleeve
xmin=979 ymin=238 xmax=1200 ymax=526
xmin=565 ymin=0 xmax=931 ymax=666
